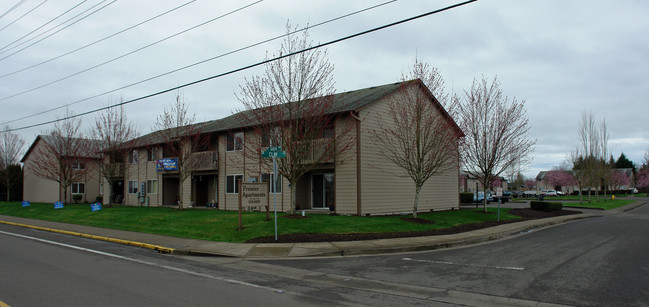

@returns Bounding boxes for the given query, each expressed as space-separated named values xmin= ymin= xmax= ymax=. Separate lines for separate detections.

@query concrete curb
xmin=0 ymin=220 xmax=176 ymax=254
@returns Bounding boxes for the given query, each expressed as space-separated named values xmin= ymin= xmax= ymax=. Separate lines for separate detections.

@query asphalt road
xmin=1 ymin=203 xmax=647 ymax=306
xmin=259 ymin=203 xmax=649 ymax=306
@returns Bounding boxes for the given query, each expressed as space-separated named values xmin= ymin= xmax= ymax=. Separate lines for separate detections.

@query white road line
xmin=402 ymin=257 xmax=525 ymax=271
xmin=0 ymin=230 xmax=285 ymax=293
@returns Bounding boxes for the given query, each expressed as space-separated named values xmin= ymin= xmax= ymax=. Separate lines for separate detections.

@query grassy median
xmin=0 ymin=202 xmax=521 ymax=243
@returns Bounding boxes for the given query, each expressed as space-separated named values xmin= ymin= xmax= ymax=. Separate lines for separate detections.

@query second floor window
xmin=147 ymin=147 xmax=157 ymax=161
xmin=227 ymin=132 xmax=244 ymax=152
xmin=129 ymin=150 xmax=138 ymax=164
xmin=72 ymin=161 xmax=85 ymax=170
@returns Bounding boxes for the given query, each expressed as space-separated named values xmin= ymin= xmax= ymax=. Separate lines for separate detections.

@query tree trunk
xmin=413 ymin=185 xmax=422 ymax=219
xmin=290 ymin=181 xmax=297 ymax=215
xmin=178 ymin=180 xmax=184 ymax=210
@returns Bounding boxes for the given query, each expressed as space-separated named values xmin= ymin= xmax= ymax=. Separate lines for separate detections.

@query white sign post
xmin=262 ymin=146 xmax=286 ymax=241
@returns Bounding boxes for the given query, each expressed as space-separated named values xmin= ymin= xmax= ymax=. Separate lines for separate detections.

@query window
xmin=226 ymin=132 xmax=244 ymax=151
xmin=129 ymin=150 xmax=139 ymax=164
xmin=261 ymin=173 xmax=282 ymax=194
xmin=322 ymin=125 xmax=334 ymax=138
xmin=146 ymin=180 xmax=158 ymax=194
xmin=147 ymin=147 xmax=157 ymax=161
xmin=128 ymin=180 xmax=138 ymax=194
xmin=72 ymin=161 xmax=85 ymax=170
xmin=261 ymin=127 xmax=280 ymax=148
xmin=226 ymin=175 xmax=243 ymax=194
xmin=100 ymin=183 xmax=103 ymax=195
xmin=71 ymin=182 xmax=85 ymax=194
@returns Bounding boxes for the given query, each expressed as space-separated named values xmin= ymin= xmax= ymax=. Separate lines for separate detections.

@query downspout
xmin=351 ymin=111 xmax=362 ymax=216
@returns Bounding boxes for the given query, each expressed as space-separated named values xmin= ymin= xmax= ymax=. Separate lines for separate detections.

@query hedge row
xmin=530 ymin=201 xmax=563 ymax=212
xmin=460 ymin=192 xmax=474 ymax=203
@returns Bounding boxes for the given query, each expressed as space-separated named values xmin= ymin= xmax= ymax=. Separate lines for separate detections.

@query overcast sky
xmin=1 ymin=0 xmax=648 ymax=179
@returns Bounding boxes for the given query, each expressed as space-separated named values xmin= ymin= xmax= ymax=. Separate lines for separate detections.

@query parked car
xmin=524 ymin=190 xmax=537 ymax=197
xmin=474 ymin=191 xmax=493 ymax=204
xmin=492 ymin=191 xmax=512 ymax=204
xmin=545 ymin=190 xmax=558 ymax=196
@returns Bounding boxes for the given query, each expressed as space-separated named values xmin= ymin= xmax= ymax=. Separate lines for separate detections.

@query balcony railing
xmin=300 ymin=138 xmax=334 ymax=164
xmin=194 ymin=151 xmax=219 ymax=171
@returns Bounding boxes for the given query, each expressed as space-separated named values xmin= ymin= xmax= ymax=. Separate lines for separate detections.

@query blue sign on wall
xmin=54 ymin=201 xmax=64 ymax=209
xmin=21 ymin=200 xmax=30 ymax=207
xmin=90 ymin=202 xmax=102 ymax=212
xmin=156 ymin=158 xmax=178 ymax=171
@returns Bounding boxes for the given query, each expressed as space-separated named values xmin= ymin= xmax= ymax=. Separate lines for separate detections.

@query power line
xmin=0 ymin=0 xmax=116 ymax=59
xmin=5 ymin=0 xmax=478 ymax=133
xmin=0 ymin=0 xmax=89 ymax=53
xmin=0 ymin=0 xmax=48 ymax=33
xmin=0 ymin=0 xmax=197 ymax=79
xmin=0 ymin=0 xmax=28 ymax=21
xmin=0 ymin=0 xmax=264 ymax=101
xmin=1 ymin=0 xmax=397 ymax=125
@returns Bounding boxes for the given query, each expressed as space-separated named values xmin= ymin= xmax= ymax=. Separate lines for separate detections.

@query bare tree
xmin=574 ymin=110 xmax=607 ymax=202
xmin=455 ymin=76 xmax=535 ymax=212
xmin=369 ymin=69 xmax=462 ymax=218
xmin=0 ymin=125 xmax=25 ymax=201
xmin=90 ymin=103 xmax=139 ymax=206
xmin=236 ymin=21 xmax=352 ymax=215
xmin=153 ymin=92 xmax=209 ymax=209
xmin=30 ymin=108 xmax=96 ymax=204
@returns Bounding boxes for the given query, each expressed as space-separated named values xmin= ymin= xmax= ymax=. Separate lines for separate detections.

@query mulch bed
xmin=245 ymin=208 xmax=581 ymax=243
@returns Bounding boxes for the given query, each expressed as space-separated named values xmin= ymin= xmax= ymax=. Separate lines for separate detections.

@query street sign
xmin=267 ymin=146 xmax=282 ymax=152
xmin=261 ymin=149 xmax=286 ymax=158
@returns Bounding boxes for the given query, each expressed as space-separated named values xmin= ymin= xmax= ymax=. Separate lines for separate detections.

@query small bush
xmin=530 ymin=201 xmax=563 ymax=212
xmin=72 ymin=194 xmax=83 ymax=203
xmin=460 ymin=192 xmax=474 ymax=203
xmin=95 ymin=196 xmax=103 ymax=203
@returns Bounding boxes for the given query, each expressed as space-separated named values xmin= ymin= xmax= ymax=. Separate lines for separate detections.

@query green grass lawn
xmin=559 ymin=198 xmax=635 ymax=210
xmin=0 ymin=202 xmax=521 ymax=243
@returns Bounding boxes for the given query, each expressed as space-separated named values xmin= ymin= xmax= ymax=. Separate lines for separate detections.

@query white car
xmin=545 ymin=190 xmax=558 ymax=196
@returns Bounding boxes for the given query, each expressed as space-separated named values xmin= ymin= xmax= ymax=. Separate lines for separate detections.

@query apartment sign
xmin=156 ymin=158 xmax=178 ymax=171
xmin=240 ymin=182 xmax=269 ymax=208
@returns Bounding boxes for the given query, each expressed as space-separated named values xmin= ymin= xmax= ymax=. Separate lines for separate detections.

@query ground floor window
xmin=147 ymin=179 xmax=158 ymax=194
xmin=71 ymin=182 xmax=85 ymax=194
xmin=128 ymin=180 xmax=138 ymax=194
xmin=99 ymin=183 xmax=103 ymax=195
xmin=226 ymin=174 xmax=243 ymax=194
xmin=261 ymin=173 xmax=282 ymax=193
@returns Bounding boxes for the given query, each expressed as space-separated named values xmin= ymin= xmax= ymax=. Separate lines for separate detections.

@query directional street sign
xmin=262 ymin=146 xmax=286 ymax=158
xmin=262 ymin=150 xmax=286 ymax=158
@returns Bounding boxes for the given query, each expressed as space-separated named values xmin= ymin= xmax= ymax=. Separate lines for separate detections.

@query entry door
xmin=312 ymin=173 xmax=334 ymax=209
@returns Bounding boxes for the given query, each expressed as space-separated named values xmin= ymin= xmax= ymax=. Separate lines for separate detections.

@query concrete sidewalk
xmin=1 ymin=202 xmax=643 ymax=258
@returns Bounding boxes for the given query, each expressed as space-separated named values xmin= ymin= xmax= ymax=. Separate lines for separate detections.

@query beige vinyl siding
xmin=22 ymin=145 xmax=60 ymax=203
xmin=358 ymin=87 xmax=459 ymax=215
xmin=333 ymin=115 xmax=358 ymax=215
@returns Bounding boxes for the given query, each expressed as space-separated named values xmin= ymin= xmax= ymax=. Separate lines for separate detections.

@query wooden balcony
xmin=194 ymin=151 xmax=219 ymax=171
xmin=300 ymin=138 xmax=334 ymax=164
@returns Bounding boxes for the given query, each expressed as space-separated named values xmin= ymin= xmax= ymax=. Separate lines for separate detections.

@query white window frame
xmin=226 ymin=174 xmax=243 ymax=194
xmin=71 ymin=182 xmax=85 ymax=194
xmin=261 ymin=173 xmax=282 ymax=194
xmin=147 ymin=147 xmax=157 ymax=161
xmin=99 ymin=183 xmax=103 ymax=195
xmin=227 ymin=132 xmax=244 ymax=152
xmin=146 ymin=179 xmax=158 ymax=194
xmin=128 ymin=180 xmax=138 ymax=194
xmin=72 ymin=161 xmax=85 ymax=170
xmin=129 ymin=150 xmax=139 ymax=164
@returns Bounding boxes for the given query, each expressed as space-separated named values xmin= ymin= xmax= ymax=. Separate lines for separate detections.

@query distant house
xmin=536 ymin=168 xmax=635 ymax=194
xmin=459 ymin=171 xmax=509 ymax=193
xmin=21 ymin=135 xmax=102 ymax=204
xmin=110 ymin=80 xmax=464 ymax=215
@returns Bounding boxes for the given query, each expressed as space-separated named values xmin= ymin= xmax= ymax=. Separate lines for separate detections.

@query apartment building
xmin=21 ymin=135 xmax=102 ymax=204
xmin=106 ymin=80 xmax=464 ymax=215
